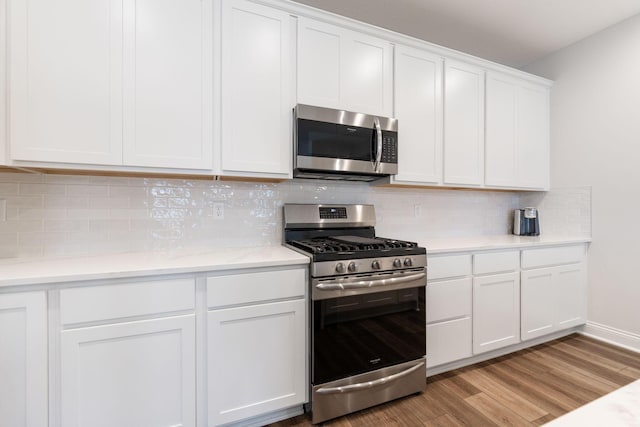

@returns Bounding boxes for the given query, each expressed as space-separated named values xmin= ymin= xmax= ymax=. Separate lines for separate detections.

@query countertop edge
xmin=424 ymin=236 xmax=592 ymax=255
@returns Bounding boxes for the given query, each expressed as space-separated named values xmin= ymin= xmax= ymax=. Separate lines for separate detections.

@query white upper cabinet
xmin=297 ymin=17 xmax=393 ymax=117
xmin=219 ymin=0 xmax=294 ymax=178
xmin=122 ymin=0 xmax=213 ymax=169
xmin=0 ymin=0 xmax=7 ymax=167
xmin=392 ymin=45 xmax=443 ymax=185
xmin=485 ymin=71 xmax=549 ymax=189
xmin=443 ymin=60 xmax=485 ymax=186
xmin=9 ymin=0 xmax=123 ymax=165
xmin=8 ymin=0 xmax=213 ymax=170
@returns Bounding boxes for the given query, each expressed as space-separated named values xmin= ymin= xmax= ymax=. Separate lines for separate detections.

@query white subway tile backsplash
xmin=0 ymin=171 xmax=591 ymax=260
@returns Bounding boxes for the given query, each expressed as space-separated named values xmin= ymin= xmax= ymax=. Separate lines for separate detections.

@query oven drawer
xmin=426 ymin=277 xmax=471 ymax=324
xmin=207 ymin=267 xmax=306 ymax=308
xmin=428 ymin=254 xmax=472 ymax=280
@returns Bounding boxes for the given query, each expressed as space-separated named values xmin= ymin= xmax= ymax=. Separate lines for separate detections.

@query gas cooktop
xmin=286 ymin=235 xmax=424 ymax=262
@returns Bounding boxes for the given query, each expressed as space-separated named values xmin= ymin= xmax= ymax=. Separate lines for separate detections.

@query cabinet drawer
xmin=521 ymin=245 xmax=585 ymax=269
xmin=207 ymin=268 xmax=306 ymax=308
xmin=60 ymin=278 xmax=195 ymax=325
xmin=473 ymin=251 xmax=519 ymax=275
xmin=427 ymin=317 xmax=472 ymax=367
xmin=428 ymin=254 xmax=471 ymax=280
xmin=426 ymin=277 xmax=471 ymax=323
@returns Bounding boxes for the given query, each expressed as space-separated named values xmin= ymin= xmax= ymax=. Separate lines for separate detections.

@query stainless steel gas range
xmin=283 ymin=204 xmax=427 ymax=424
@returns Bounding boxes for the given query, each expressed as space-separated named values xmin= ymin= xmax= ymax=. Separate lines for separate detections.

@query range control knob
xmin=348 ymin=262 xmax=358 ymax=272
xmin=404 ymin=258 xmax=413 ymax=267
xmin=393 ymin=258 xmax=402 ymax=268
xmin=335 ymin=262 xmax=346 ymax=274
xmin=371 ymin=260 xmax=381 ymax=270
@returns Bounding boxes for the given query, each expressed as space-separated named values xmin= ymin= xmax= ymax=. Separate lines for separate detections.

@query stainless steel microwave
xmin=293 ymin=104 xmax=398 ymax=182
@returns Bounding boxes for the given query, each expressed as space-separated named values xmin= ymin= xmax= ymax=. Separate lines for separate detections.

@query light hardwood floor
xmin=268 ymin=334 xmax=640 ymax=426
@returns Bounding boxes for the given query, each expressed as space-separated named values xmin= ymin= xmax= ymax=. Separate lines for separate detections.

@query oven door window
xmin=297 ymin=119 xmax=374 ymax=161
xmin=312 ymin=287 xmax=426 ymax=385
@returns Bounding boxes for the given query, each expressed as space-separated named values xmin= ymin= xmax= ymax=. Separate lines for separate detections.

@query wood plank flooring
xmin=267 ymin=334 xmax=640 ymax=426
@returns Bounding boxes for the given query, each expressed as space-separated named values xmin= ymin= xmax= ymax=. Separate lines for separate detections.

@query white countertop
xmin=0 ymin=246 xmax=310 ymax=288
xmin=421 ymin=235 xmax=592 ymax=254
xmin=0 ymin=235 xmax=591 ymax=288
xmin=543 ymin=379 xmax=640 ymax=426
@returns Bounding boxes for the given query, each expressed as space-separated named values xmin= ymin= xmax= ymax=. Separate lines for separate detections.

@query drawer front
xmin=427 ymin=317 xmax=472 ymax=367
xmin=473 ymin=251 xmax=520 ymax=275
xmin=428 ymin=254 xmax=472 ymax=280
xmin=426 ymin=277 xmax=472 ymax=324
xmin=60 ymin=278 xmax=195 ymax=325
xmin=521 ymin=245 xmax=585 ymax=269
xmin=207 ymin=267 xmax=306 ymax=308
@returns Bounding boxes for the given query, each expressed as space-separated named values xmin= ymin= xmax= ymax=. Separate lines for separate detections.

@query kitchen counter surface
xmin=421 ymin=235 xmax=592 ymax=254
xmin=0 ymin=246 xmax=310 ymax=288
xmin=543 ymin=379 xmax=640 ymax=426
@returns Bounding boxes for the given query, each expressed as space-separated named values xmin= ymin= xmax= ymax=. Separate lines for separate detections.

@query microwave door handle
xmin=373 ymin=117 xmax=382 ymax=172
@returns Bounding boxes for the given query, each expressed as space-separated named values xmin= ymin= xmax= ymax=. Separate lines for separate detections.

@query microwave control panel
xmin=381 ymin=134 xmax=398 ymax=164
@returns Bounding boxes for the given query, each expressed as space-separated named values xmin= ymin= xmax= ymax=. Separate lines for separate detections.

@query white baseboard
xmin=579 ymin=321 xmax=640 ymax=353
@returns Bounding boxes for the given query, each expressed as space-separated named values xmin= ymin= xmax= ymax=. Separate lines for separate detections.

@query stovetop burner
xmin=289 ymin=235 xmax=418 ymax=254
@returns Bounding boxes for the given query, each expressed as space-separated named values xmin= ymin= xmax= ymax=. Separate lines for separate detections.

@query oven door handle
xmin=315 ymin=272 xmax=425 ymax=291
xmin=316 ymin=361 xmax=425 ymax=395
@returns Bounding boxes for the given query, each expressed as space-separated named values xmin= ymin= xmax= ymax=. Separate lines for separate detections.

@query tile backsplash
xmin=0 ymin=171 xmax=591 ymax=259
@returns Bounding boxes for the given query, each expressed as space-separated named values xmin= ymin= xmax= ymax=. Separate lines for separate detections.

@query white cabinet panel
xmin=428 ymin=254 xmax=472 ymax=280
xmin=426 ymin=277 xmax=471 ymax=324
xmin=392 ymin=45 xmax=443 ymax=185
xmin=443 ymin=60 xmax=484 ymax=186
xmin=485 ymin=71 xmax=550 ymax=189
xmin=208 ymin=299 xmax=306 ymax=425
xmin=221 ymin=0 xmax=293 ymax=177
xmin=427 ymin=318 xmax=472 ymax=367
xmin=60 ymin=278 xmax=195 ymax=325
xmin=521 ymin=245 xmax=585 ymax=269
xmin=521 ymin=263 xmax=586 ymax=341
xmin=297 ymin=17 xmax=392 ymax=117
xmin=9 ymin=0 xmax=123 ymax=165
xmin=473 ymin=272 xmax=520 ymax=354
xmin=473 ymin=251 xmax=519 ymax=275
xmin=60 ymin=315 xmax=196 ymax=427
xmin=0 ymin=292 xmax=48 ymax=427
xmin=123 ymin=0 xmax=213 ymax=169
xmin=0 ymin=0 xmax=7 ymax=166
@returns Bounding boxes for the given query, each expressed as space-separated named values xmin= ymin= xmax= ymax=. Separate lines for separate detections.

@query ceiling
xmin=291 ymin=0 xmax=640 ymax=68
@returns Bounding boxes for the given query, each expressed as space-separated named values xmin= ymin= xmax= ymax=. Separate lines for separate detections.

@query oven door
xmin=311 ymin=269 xmax=426 ymax=385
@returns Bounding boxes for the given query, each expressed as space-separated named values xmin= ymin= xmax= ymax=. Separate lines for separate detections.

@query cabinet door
xmin=521 ymin=266 xmax=556 ymax=340
xmin=9 ymin=0 xmax=123 ymax=165
xmin=556 ymin=263 xmax=586 ymax=330
xmin=473 ymin=272 xmax=520 ymax=354
xmin=485 ymin=72 xmax=517 ymax=187
xmin=122 ymin=0 xmax=213 ymax=169
xmin=60 ymin=315 xmax=196 ymax=427
xmin=220 ymin=0 xmax=293 ymax=177
xmin=443 ymin=60 xmax=484 ymax=185
xmin=0 ymin=292 xmax=48 ymax=427
xmin=517 ymin=83 xmax=549 ymax=189
xmin=297 ymin=18 xmax=392 ymax=117
xmin=392 ymin=45 xmax=443 ymax=185
xmin=208 ymin=299 xmax=306 ymax=425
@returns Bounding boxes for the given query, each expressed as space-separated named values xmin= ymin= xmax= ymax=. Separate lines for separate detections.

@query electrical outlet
xmin=213 ymin=202 xmax=224 ymax=220
xmin=0 ymin=199 xmax=6 ymax=222
xmin=414 ymin=204 xmax=422 ymax=218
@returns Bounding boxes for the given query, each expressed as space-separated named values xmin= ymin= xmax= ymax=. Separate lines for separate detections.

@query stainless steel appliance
xmin=293 ymin=104 xmax=398 ymax=182
xmin=514 ymin=207 xmax=541 ymax=236
xmin=283 ymin=204 xmax=426 ymax=424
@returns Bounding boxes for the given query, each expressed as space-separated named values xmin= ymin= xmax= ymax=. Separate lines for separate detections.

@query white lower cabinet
xmin=473 ymin=272 xmax=520 ymax=354
xmin=58 ymin=278 xmax=197 ymax=427
xmin=521 ymin=262 xmax=586 ymax=341
xmin=426 ymin=277 xmax=472 ymax=367
xmin=207 ymin=267 xmax=307 ymax=426
xmin=60 ymin=315 xmax=196 ymax=427
xmin=208 ymin=299 xmax=306 ymax=425
xmin=0 ymin=291 xmax=48 ymax=427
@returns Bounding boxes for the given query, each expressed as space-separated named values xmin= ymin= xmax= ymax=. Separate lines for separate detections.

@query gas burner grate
xmin=287 ymin=236 xmax=418 ymax=255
